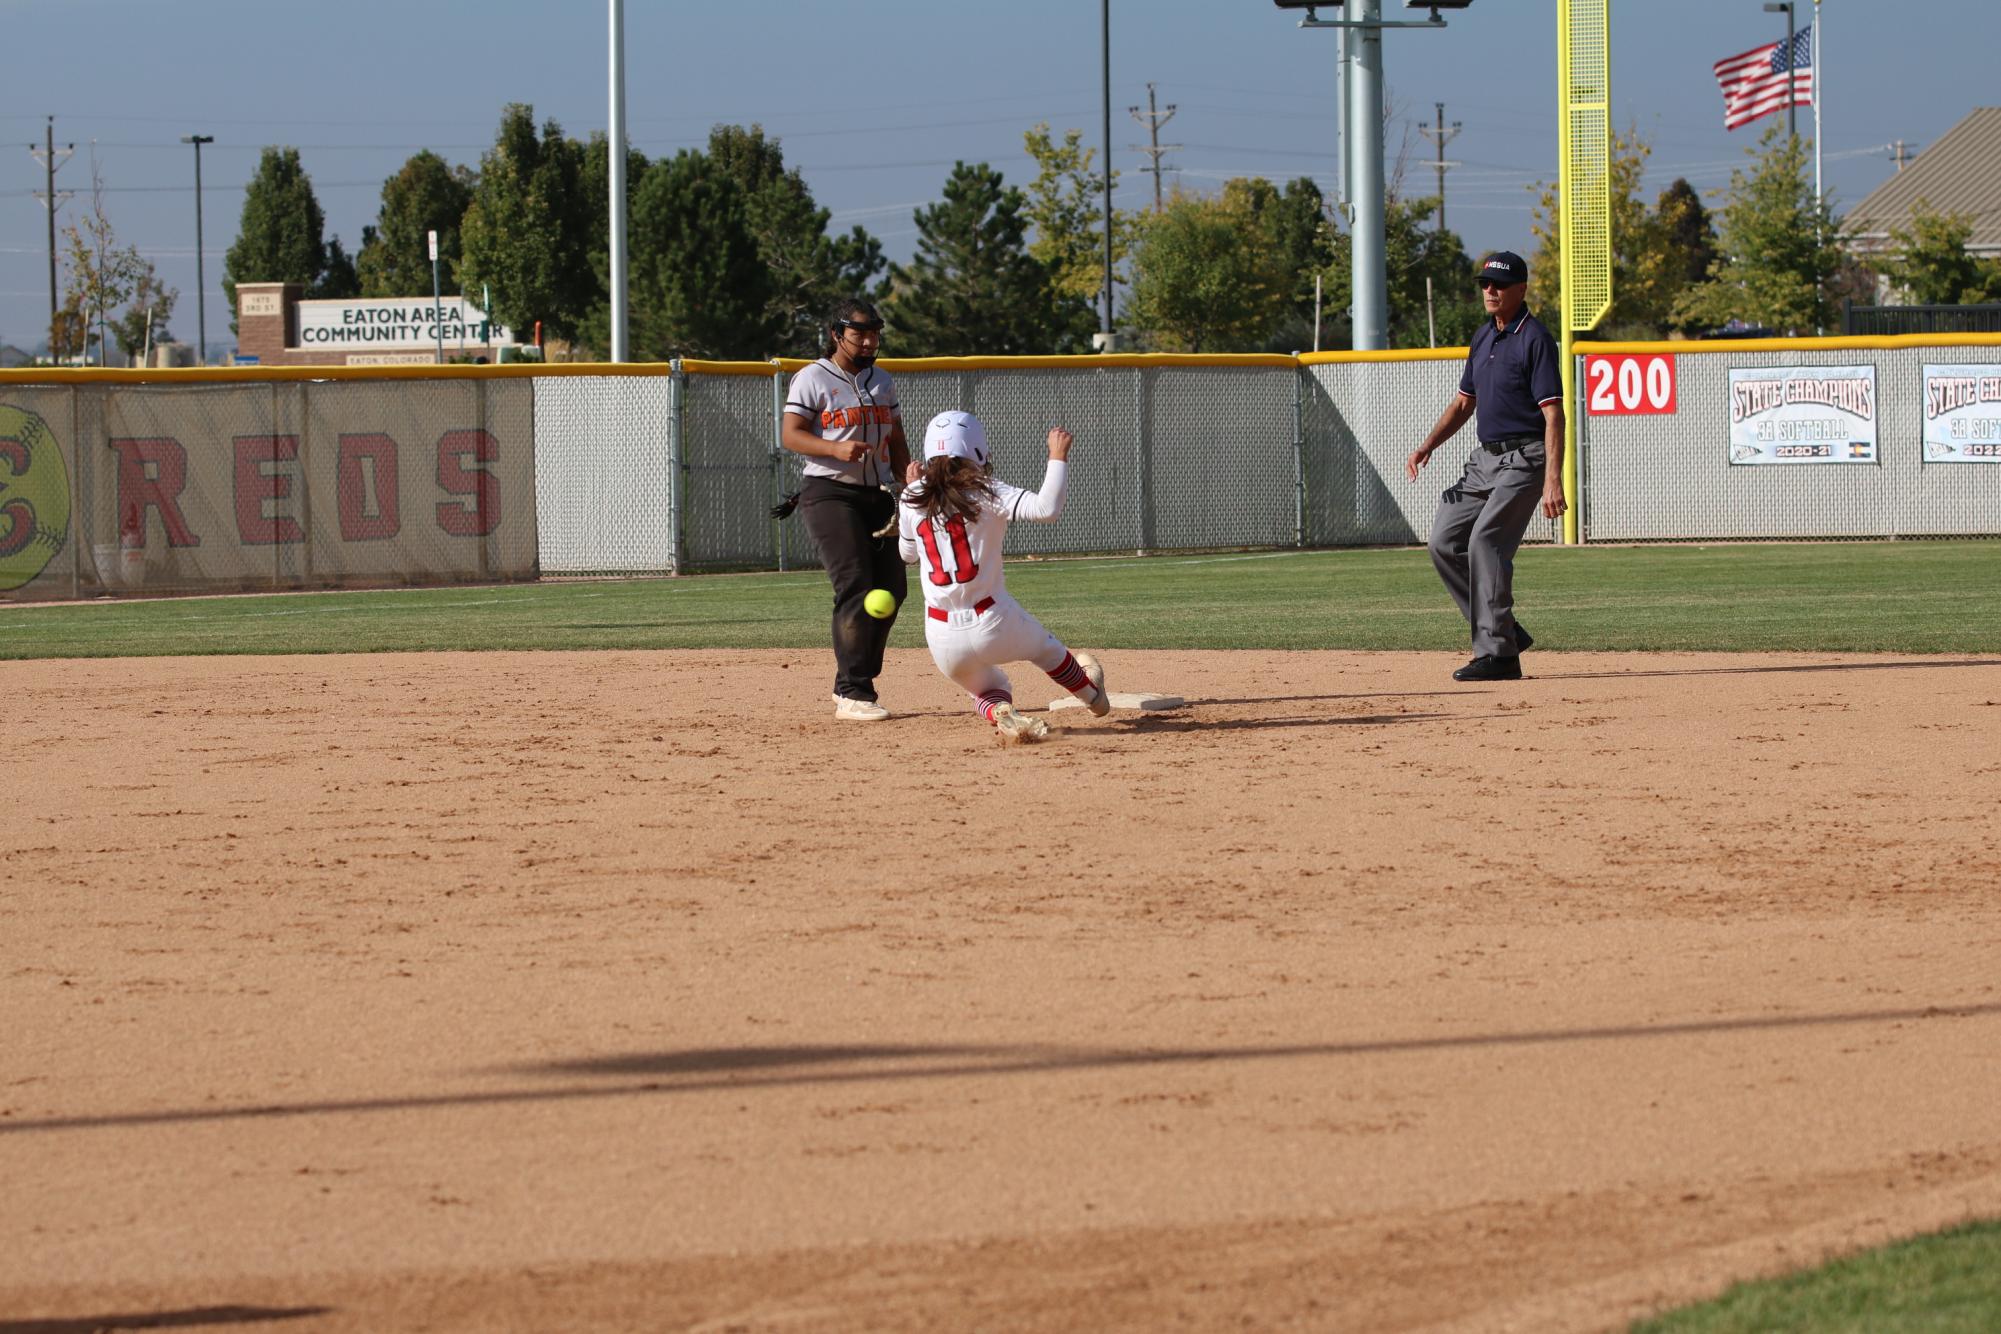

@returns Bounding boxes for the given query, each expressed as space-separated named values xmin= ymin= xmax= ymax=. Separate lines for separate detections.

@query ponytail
xmin=906 ymin=457 xmax=994 ymax=524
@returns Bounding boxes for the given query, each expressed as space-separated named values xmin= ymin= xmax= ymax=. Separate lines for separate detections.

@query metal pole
xmin=1812 ymin=0 xmax=1823 ymax=212
xmin=45 ymin=119 xmax=58 ymax=357
xmin=429 ymin=229 xmax=445 ymax=364
xmin=1348 ymin=0 xmax=1387 ymax=351
xmin=1337 ymin=26 xmax=1353 ymax=216
xmin=182 ymin=135 xmax=212 ymax=365
xmin=1100 ymin=0 xmax=1114 ymax=342
xmin=1785 ymin=3 xmax=1796 ymax=140
xmin=608 ymin=0 xmax=629 ymax=362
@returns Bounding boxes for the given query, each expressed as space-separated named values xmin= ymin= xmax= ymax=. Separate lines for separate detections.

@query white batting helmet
xmin=923 ymin=410 xmax=989 ymax=466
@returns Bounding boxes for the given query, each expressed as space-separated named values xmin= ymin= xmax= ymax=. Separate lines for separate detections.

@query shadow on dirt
xmin=0 ymin=1307 xmax=331 ymax=1333
xmin=8 ymin=1003 xmax=1998 ymax=1138
xmin=1532 ymin=657 xmax=2001 ymax=681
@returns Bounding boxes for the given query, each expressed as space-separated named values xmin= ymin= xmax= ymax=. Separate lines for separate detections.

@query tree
xmin=575 ymin=131 xmax=652 ymax=357
xmin=458 ymin=105 xmax=594 ymax=346
xmin=883 ymin=162 xmax=1087 ymax=355
xmin=49 ymin=302 xmax=87 ymax=364
xmin=61 ymin=161 xmax=147 ymax=364
xmin=706 ymin=124 xmax=885 ymax=355
xmin=628 ymin=149 xmax=779 ymax=359
xmin=315 ymin=235 xmax=360 ymax=299
xmin=1528 ymin=126 xmax=1703 ymax=336
xmin=223 ymin=148 xmax=330 ymax=332
xmin=111 ymin=264 xmax=178 ymax=363
xmin=1674 ymin=124 xmax=1844 ymax=335
xmin=1872 ymin=200 xmax=2001 ymax=305
xmin=1022 ymin=123 xmax=1132 ymax=314
xmin=357 ymin=151 xmax=476 ymax=298
xmin=1378 ymin=195 xmax=1482 ymax=349
xmin=1124 ymin=185 xmax=1291 ymax=352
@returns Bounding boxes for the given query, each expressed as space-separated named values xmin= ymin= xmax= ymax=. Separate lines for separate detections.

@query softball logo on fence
xmin=0 ymin=404 xmax=71 ymax=592
xmin=1726 ymin=365 xmax=1878 ymax=465
xmin=1920 ymin=364 xmax=2001 ymax=463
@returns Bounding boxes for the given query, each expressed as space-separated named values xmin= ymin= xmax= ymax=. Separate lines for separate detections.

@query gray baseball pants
xmin=1427 ymin=438 xmax=1545 ymax=659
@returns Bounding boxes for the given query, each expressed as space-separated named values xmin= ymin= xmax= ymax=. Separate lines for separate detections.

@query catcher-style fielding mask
xmin=923 ymin=411 xmax=989 ymax=467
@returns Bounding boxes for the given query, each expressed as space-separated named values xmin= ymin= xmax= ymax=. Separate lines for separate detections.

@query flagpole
xmin=1812 ymin=0 xmax=1823 ymax=214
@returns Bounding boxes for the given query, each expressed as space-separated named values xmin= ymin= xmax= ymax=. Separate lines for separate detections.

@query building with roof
xmin=1845 ymin=107 xmax=2001 ymax=258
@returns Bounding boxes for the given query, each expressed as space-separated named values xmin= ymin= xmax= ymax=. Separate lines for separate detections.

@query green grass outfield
xmin=4 ymin=541 xmax=2000 ymax=660
xmin=1633 ymin=1218 xmax=2001 ymax=1333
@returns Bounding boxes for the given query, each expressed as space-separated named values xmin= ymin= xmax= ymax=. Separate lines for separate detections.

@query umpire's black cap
xmin=1476 ymin=251 xmax=1529 ymax=286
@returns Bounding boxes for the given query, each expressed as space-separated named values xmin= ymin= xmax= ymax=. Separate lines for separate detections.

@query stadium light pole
xmin=180 ymin=134 xmax=212 ymax=365
xmin=1099 ymin=0 xmax=1114 ymax=349
xmin=608 ymin=0 xmax=629 ymax=363
xmin=1278 ymin=1 xmax=1461 ymax=352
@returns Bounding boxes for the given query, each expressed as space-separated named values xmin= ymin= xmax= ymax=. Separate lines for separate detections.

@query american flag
xmin=1712 ymin=25 xmax=1814 ymax=131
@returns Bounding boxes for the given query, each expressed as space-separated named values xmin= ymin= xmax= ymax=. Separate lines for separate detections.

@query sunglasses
xmin=835 ymin=319 xmax=885 ymax=335
xmin=1476 ymin=278 xmax=1520 ymax=291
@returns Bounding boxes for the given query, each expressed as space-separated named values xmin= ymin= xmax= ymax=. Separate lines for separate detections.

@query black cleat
xmin=1514 ymin=624 xmax=1534 ymax=653
xmin=1453 ymin=654 xmax=1523 ymax=682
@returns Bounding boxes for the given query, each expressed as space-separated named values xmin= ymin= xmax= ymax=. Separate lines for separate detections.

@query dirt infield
xmin=6 ymin=648 xmax=2000 ymax=1332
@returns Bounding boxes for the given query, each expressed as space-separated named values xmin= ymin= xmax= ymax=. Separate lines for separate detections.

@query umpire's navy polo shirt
xmin=1458 ymin=307 xmax=1562 ymax=443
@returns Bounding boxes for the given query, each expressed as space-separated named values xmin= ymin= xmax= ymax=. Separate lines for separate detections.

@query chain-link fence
xmin=9 ymin=342 xmax=1999 ymax=601
xmin=1580 ymin=345 xmax=2001 ymax=541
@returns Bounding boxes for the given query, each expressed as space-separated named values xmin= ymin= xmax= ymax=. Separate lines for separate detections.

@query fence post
xmin=1134 ymin=366 xmax=1154 ymax=553
xmin=67 ymin=384 xmax=81 ymax=599
xmin=1292 ymin=363 xmax=1307 ymax=548
xmin=668 ymin=359 xmax=685 ymax=575
xmin=1573 ymin=354 xmax=1588 ymax=544
xmin=770 ymin=363 xmax=787 ymax=572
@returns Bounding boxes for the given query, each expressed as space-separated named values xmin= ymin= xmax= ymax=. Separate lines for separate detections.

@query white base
xmin=1046 ymin=691 xmax=1185 ymax=713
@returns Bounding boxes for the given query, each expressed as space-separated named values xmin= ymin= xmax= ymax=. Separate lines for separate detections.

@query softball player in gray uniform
xmin=779 ymin=299 xmax=911 ymax=720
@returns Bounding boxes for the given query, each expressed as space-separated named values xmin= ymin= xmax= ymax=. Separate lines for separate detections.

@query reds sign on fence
xmin=1583 ymin=353 xmax=1676 ymax=414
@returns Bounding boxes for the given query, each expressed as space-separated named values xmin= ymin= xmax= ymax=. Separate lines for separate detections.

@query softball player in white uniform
xmin=896 ymin=411 xmax=1110 ymax=741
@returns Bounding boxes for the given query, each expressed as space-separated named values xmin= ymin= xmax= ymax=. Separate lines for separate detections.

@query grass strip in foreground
xmin=1632 ymin=1218 xmax=2001 ymax=1332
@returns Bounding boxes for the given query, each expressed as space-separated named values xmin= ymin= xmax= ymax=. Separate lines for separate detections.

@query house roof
xmin=1845 ymin=107 xmax=2001 ymax=254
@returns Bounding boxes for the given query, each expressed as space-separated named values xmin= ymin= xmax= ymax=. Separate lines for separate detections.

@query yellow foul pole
xmin=1557 ymin=0 xmax=1611 ymax=545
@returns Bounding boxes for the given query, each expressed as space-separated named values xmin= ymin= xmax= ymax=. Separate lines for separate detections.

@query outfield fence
xmin=4 ymin=335 xmax=1999 ymax=600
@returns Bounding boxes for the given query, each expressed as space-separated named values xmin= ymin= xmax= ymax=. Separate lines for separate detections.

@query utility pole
xmin=1128 ymin=82 xmax=1179 ymax=211
xmin=29 ymin=116 xmax=74 ymax=360
xmin=1415 ymin=101 xmax=1460 ymax=233
xmin=1891 ymin=139 xmax=1914 ymax=171
xmin=181 ymin=134 xmax=213 ymax=365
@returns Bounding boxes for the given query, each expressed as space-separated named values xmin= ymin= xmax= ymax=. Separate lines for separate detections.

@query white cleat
xmin=833 ymin=694 xmax=890 ymax=722
xmin=990 ymin=702 xmax=1049 ymax=743
xmin=1072 ymin=651 xmax=1112 ymax=717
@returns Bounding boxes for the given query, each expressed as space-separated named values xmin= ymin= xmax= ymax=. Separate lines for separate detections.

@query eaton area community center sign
xmin=296 ymin=298 xmax=516 ymax=351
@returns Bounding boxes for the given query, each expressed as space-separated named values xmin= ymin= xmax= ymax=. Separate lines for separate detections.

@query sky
xmin=1 ymin=0 xmax=1989 ymax=356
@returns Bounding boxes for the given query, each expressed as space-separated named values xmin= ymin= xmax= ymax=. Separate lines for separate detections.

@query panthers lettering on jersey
xmin=783 ymin=359 xmax=900 ymax=487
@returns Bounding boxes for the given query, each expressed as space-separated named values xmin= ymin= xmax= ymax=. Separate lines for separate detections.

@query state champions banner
xmin=1727 ymin=364 xmax=1878 ymax=465
xmin=1921 ymin=364 xmax=2001 ymax=463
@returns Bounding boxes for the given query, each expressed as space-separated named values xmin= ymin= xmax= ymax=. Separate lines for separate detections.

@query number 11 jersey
xmin=895 ymin=460 xmax=1069 ymax=618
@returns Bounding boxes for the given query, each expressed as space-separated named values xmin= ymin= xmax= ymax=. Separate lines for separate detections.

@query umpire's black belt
xmin=1479 ymin=434 xmax=1542 ymax=455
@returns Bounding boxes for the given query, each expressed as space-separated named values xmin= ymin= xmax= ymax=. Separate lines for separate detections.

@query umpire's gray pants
xmin=1427 ymin=440 xmax=1545 ymax=658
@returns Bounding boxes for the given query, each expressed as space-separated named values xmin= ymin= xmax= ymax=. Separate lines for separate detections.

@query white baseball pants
xmin=921 ymin=592 xmax=1073 ymax=712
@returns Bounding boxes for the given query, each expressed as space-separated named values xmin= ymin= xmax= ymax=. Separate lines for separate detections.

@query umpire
xmin=1406 ymin=251 xmax=1566 ymax=682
